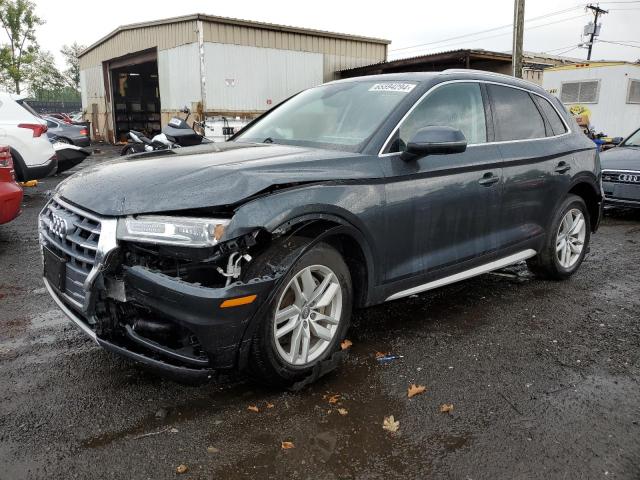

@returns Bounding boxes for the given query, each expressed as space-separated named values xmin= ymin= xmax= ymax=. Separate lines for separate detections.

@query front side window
xmin=560 ymin=80 xmax=600 ymax=103
xmin=488 ymin=84 xmax=546 ymax=142
xmin=391 ymin=82 xmax=487 ymax=152
xmin=235 ymin=81 xmax=416 ymax=152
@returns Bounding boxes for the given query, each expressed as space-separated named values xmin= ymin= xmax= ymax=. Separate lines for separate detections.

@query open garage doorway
xmin=109 ymin=51 xmax=161 ymax=142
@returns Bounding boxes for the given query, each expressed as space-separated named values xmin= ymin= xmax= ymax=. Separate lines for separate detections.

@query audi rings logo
xmin=50 ymin=212 xmax=71 ymax=239
xmin=619 ymin=173 xmax=640 ymax=183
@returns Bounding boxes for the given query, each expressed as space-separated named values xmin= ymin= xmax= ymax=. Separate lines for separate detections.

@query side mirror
xmin=402 ymin=126 xmax=467 ymax=160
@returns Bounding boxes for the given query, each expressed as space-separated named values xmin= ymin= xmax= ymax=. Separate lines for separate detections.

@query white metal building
xmin=543 ymin=62 xmax=640 ymax=138
xmin=78 ymin=14 xmax=389 ymax=142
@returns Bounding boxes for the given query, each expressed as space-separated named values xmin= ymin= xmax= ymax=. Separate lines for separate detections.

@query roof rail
xmin=442 ymin=69 xmax=542 ymax=88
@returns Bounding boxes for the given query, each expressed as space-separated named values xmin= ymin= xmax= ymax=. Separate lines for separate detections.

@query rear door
xmin=486 ymin=84 xmax=571 ymax=249
xmin=380 ymin=81 xmax=504 ymax=286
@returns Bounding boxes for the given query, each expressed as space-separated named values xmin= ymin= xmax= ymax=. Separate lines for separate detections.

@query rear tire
xmin=527 ymin=194 xmax=591 ymax=280
xmin=244 ymin=238 xmax=352 ymax=387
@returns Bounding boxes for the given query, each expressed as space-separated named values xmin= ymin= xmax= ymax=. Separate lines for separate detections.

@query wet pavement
xmin=1 ymin=147 xmax=639 ymax=479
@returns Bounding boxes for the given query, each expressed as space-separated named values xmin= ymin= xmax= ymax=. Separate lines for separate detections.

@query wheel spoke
xmin=291 ymin=277 xmax=305 ymax=303
xmin=569 ymin=217 xmax=584 ymax=236
xmin=300 ymin=331 xmax=310 ymax=363
xmin=556 ymin=238 xmax=566 ymax=252
xmin=300 ymin=267 xmax=316 ymax=299
xmin=568 ymin=241 xmax=581 ymax=254
xmin=275 ymin=304 xmax=300 ymax=324
xmin=312 ymin=312 xmax=339 ymax=325
xmin=289 ymin=323 xmax=303 ymax=363
xmin=316 ymin=282 xmax=340 ymax=308
xmin=309 ymin=273 xmax=333 ymax=304
xmin=276 ymin=316 xmax=299 ymax=338
xmin=310 ymin=321 xmax=333 ymax=341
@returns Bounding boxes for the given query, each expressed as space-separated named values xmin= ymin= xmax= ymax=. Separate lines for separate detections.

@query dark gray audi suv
xmin=39 ymin=70 xmax=602 ymax=386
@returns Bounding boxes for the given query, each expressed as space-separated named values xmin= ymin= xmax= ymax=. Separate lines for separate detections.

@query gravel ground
xmin=1 ymin=147 xmax=639 ymax=479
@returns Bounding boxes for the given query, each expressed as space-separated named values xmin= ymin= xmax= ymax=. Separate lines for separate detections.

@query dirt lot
xmin=1 ymin=149 xmax=639 ymax=479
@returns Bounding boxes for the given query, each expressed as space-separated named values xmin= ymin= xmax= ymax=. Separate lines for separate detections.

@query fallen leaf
xmin=327 ymin=394 xmax=340 ymax=404
xmin=266 ymin=402 xmax=275 ymax=409
xmin=407 ymin=384 xmax=427 ymax=398
xmin=169 ymin=428 xmax=179 ymax=433
xmin=176 ymin=464 xmax=188 ymax=474
xmin=382 ymin=415 xmax=400 ymax=433
xmin=247 ymin=405 xmax=259 ymax=413
xmin=206 ymin=446 xmax=219 ymax=454
xmin=337 ymin=408 xmax=348 ymax=416
xmin=341 ymin=339 xmax=353 ymax=350
xmin=375 ymin=351 xmax=388 ymax=359
xmin=440 ymin=403 xmax=454 ymax=414
xmin=281 ymin=441 xmax=295 ymax=449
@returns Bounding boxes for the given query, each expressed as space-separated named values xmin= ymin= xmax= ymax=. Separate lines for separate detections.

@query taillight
xmin=0 ymin=146 xmax=16 ymax=181
xmin=80 ymin=128 xmax=88 ymax=136
xmin=18 ymin=123 xmax=47 ymax=137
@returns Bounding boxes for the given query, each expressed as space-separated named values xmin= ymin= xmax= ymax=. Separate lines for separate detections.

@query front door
xmin=379 ymin=81 xmax=503 ymax=289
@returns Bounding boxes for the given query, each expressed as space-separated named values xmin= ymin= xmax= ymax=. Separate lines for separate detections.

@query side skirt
xmin=385 ymin=249 xmax=537 ymax=302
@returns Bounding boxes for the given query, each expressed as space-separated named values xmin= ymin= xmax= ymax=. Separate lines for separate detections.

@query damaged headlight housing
xmin=117 ymin=216 xmax=230 ymax=247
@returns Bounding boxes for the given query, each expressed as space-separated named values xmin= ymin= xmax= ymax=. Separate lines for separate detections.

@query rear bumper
xmin=16 ymin=154 xmax=58 ymax=181
xmin=0 ymin=181 xmax=23 ymax=224
xmin=71 ymin=137 xmax=91 ymax=147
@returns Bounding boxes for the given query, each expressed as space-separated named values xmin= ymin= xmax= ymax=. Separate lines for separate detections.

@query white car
xmin=0 ymin=92 xmax=57 ymax=181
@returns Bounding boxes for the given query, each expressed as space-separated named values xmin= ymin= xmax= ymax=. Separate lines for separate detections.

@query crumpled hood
xmin=57 ymin=142 xmax=377 ymax=216
xmin=600 ymin=147 xmax=640 ymax=171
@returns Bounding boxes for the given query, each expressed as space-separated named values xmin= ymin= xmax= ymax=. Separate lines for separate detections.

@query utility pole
xmin=586 ymin=4 xmax=608 ymax=60
xmin=512 ymin=0 xmax=525 ymax=78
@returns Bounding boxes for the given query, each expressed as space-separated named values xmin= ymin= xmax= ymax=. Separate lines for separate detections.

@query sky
xmin=31 ymin=0 xmax=640 ymax=69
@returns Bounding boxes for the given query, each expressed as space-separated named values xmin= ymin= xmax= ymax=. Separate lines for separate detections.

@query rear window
xmin=488 ymin=84 xmax=546 ymax=141
xmin=16 ymin=99 xmax=40 ymax=118
xmin=533 ymin=96 xmax=568 ymax=136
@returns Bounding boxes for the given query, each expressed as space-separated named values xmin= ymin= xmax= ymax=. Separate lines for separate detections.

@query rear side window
xmin=46 ymin=120 xmax=57 ymax=128
xmin=533 ymin=96 xmax=568 ymax=136
xmin=392 ymin=82 xmax=487 ymax=151
xmin=488 ymin=84 xmax=546 ymax=141
xmin=16 ymin=99 xmax=40 ymax=118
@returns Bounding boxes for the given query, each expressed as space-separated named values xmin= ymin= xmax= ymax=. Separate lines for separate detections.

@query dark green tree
xmin=0 ymin=0 xmax=42 ymax=94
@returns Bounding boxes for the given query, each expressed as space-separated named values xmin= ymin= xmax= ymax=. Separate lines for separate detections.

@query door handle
xmin=478 ymin=172 xmax=500 ymax=186
xmin=555 ymin=162 xmax=571 ymax=174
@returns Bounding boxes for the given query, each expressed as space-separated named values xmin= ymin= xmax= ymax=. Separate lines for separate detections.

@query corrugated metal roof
xmin=79 ymin=13 xmax=390 ymax=58
xmin=338 ymin=48 xmax=590 ymax=75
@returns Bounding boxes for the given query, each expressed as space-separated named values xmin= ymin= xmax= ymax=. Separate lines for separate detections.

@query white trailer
xmin=543 ymin=62 xmax=640 ymax=138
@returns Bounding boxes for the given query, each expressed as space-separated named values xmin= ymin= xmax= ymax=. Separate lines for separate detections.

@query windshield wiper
xmin=262 ymin=137 xmax=275 ymax=144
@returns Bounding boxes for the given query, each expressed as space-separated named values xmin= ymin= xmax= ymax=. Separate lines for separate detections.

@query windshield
xmin=622 ymin=128 xmax=640 ymax=147
xmin=235 ymin=81 xmax=417 ymax=151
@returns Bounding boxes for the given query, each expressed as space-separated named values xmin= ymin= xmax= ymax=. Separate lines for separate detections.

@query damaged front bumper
xmin=39 ymin=196 xmax=276 ymax=380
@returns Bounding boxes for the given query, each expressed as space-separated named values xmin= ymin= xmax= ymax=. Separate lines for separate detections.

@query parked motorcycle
xmin=121 ymin=107 xmax=211 ymax=155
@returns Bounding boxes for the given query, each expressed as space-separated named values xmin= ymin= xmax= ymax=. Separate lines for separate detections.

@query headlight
xmin=117 ymin=216 xmax=230 ymax=247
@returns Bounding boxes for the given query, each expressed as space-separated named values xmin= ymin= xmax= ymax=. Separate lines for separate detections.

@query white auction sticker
xmin=369 ymin=82 xmax=416 ymax=93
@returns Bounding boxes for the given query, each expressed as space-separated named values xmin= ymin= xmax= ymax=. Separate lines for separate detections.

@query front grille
xmin=602 ymin=171 xmax=640 ymax=184
xmin=40 ymin=198 xmax=101 ymax=307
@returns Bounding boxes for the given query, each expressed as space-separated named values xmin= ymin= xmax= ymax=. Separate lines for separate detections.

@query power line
xmin=388 ymin=5 xmax=584 ymax=53
xmin=389 ymin=14 xmax=588 ymax=58
xmin=597 ymin=39 xmax=640 ymax=48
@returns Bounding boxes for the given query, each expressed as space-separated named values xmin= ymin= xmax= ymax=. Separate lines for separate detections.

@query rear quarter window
xmin=533 ymin=95 xmax=568 ymax=136
xmin=488 ymin=84 xmax=546 ymax=141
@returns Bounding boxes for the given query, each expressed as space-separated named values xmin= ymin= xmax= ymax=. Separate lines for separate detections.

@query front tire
xmin=245 ymin=239 xmax=352 ymax=387
xmin=527 ymin=194 xmax=591 ymax=280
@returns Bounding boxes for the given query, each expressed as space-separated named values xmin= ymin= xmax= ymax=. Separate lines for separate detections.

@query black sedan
xmin=601 ymin=127 xmax=640 ymax=208
xmin=44 ymin=116 xmax=91 ymax=147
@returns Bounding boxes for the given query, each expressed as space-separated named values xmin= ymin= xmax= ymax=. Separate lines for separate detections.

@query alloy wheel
xmin=556 ymin=208 xmax=586 ymax=269
xmin=273 ymin=265 xmax=343 ymax=366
